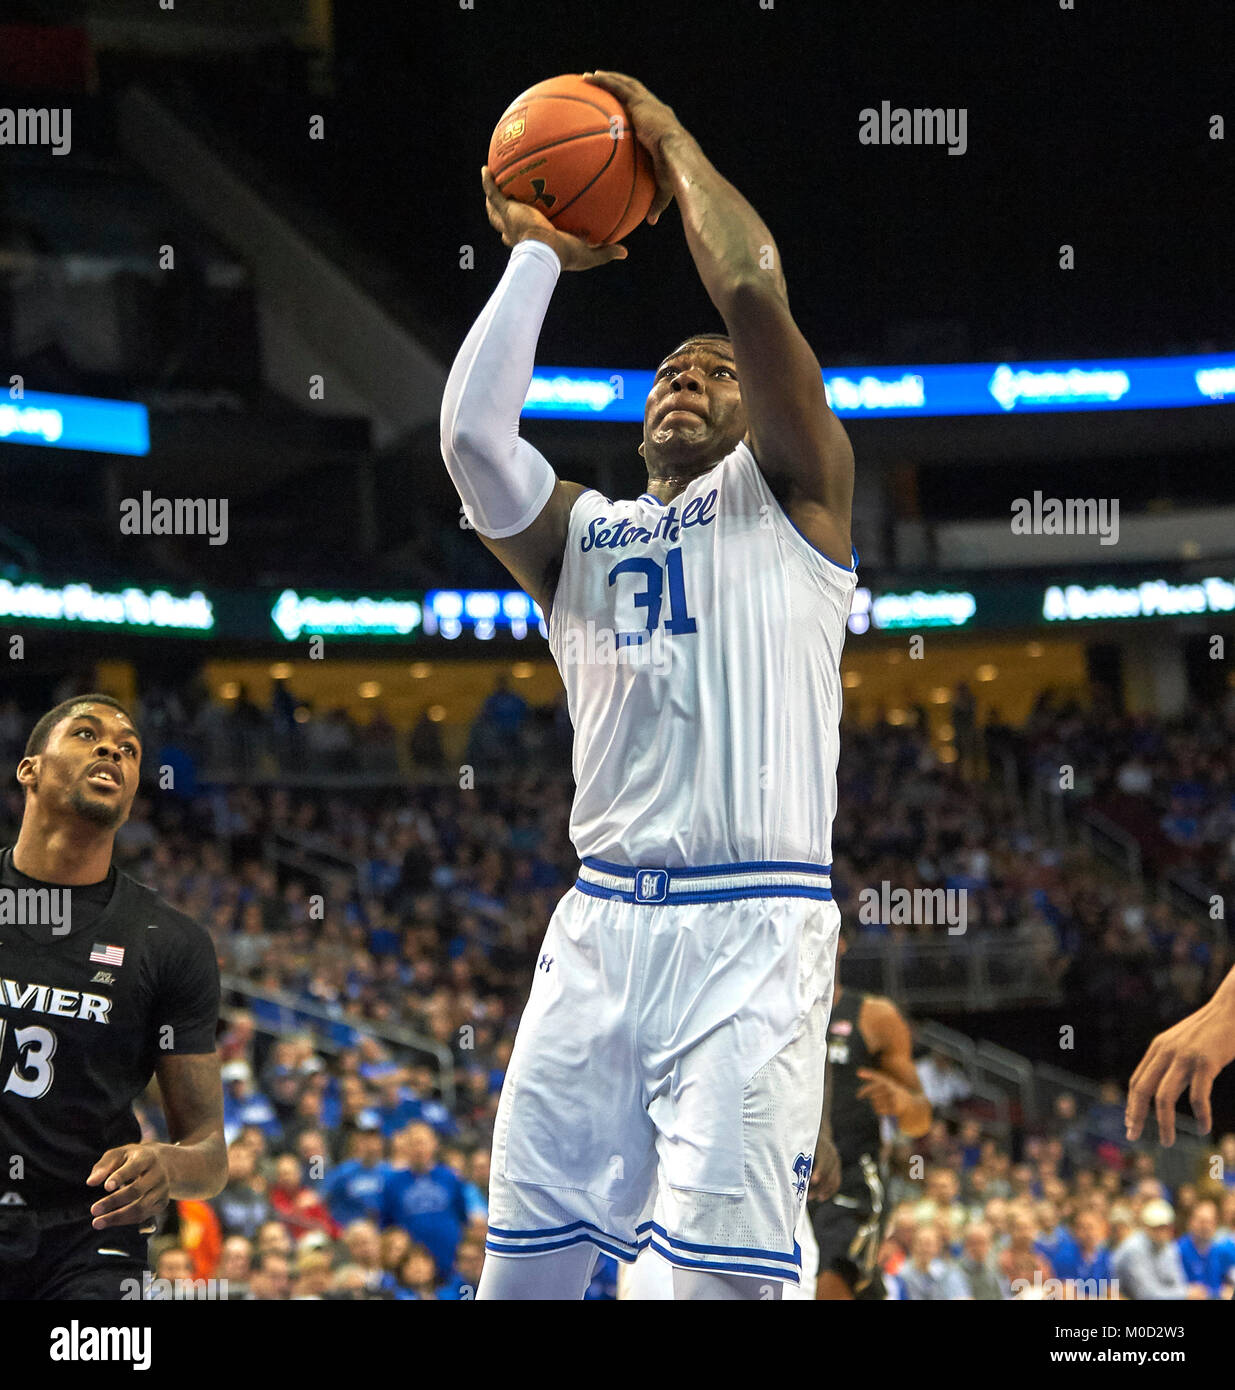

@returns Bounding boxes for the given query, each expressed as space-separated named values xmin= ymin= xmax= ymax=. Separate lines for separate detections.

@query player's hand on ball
xmin=87 ymin=1143 xmax=173 ymax=1229
xmin=581 ymin=71 xmax=682 ymax=226
xmin=480 ymin=166 xmax=627 ymax=270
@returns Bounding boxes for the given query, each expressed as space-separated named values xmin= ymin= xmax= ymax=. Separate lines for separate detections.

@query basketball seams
xmin=598 ymin=144 xmax=642 ymax=245
xmin=549 ymin=134 xmax=622 ymax=224
xmin=505 ymin=92 xmax=615 ymax=122
xmin=491 ymin=127 xmax=617 ymax=183
xmin=499 ymin=135 xmax=623 ymax=229
xmin=491 ymin=90 xmax=623 ymax=176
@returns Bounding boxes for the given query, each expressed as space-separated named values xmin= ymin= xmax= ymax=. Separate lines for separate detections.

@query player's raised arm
xmin=439 ymin=170 xmax=625 ymax=616
xmin=585 ymin=72 xmax=854 ymax=563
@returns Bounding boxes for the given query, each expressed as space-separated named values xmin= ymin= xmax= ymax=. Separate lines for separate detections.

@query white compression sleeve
xmin=439 ymin=238 xmax=563 ymax=538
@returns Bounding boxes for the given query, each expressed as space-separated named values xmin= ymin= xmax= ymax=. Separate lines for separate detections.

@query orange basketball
xmin=488 ymin=74 xmax=656 ymax=247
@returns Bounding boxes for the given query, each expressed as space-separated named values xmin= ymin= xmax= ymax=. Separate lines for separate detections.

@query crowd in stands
xmin=832 ymin=700 xmax=1231 ymax=1076
xmin=875 ymin=1091 xmax=1235 ymax=1300
xmin=56 ymin=678 xmax=576 ymax=786
xmin=2 ymin=681 xmax=1234 ymax=1298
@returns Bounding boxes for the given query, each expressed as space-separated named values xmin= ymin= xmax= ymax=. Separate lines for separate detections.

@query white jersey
xmin=548 ymin=440 xmax=856 ymax=868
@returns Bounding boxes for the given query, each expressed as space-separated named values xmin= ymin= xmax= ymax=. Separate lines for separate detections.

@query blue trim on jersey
xmin=647 ymin=1240 xmax=801 ymax=1282
xmin=784 ymin=514 xmax=859 ymax=572
xmin=575 ymin=880 xmax=833 ymax=906
xmin=650 ymin=1223 xmax=801 ymax=1266
xmin=638 ymin=493 xmax=664 ymax=507
xmin=582 ymin=856 xmax=832 ymax=878
xmin=737 ymin=437 xmax=857 ymax=573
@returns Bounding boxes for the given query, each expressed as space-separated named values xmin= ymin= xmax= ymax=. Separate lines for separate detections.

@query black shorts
xmin=0 ymin=1210 xmax=149 ymax=1301
xmin=810 ymin=1159 xmax=887 ymax=1299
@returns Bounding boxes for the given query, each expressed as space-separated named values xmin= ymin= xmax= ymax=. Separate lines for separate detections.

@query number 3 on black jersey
xmin=0 ymin=1020 xmax=57 ymax=1099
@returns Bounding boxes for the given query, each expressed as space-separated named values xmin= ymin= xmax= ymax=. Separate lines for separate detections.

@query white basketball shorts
xmin=485 ymin=858 xmax=839 ymax=1286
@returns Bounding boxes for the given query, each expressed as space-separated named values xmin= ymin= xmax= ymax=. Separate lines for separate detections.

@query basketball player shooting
xmin=0 ymin=696 xmax=225 ymax=1300
xmin=441 ymin=71 xmax=857 ymax=1300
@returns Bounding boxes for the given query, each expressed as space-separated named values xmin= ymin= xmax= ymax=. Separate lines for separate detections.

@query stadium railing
xmin=844 ymin=936 xmax=1062 ymax=1011
xmin=220 ymin=974 xmax=457 ymax=1109
xmin=915 ymin=1020 xmax=1213 ymax=1192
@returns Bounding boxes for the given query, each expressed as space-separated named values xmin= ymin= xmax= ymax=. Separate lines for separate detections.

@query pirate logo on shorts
xmin=793 ymin=1151 xmax=813 ymax=1201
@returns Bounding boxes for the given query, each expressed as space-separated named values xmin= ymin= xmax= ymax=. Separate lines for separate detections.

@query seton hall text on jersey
xmin=1 ymin=977 xmax=112 ymax=1022
xmin=579 ymin=488 xmax=718 ymax=553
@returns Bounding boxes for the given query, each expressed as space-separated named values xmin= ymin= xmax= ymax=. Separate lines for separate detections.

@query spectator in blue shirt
xmin=479 ymin=676 xmax=528 ymax=738
xmin=382 ymin=1122 xmax=476 ymax=1278
xmin=374 ymin=1071 xmax=458 ymax=1139
xmin=1033 ymin=1200 xmax=1080 ymax=1273
xmin=1051 ymin=1209 xmax=1114 ymax=1289
xmin=222 ymin=1063 xmax=283 ymax=1145
xmin=958 ymin=1119 xmax=983 ymax=1172
xmin=374 ymin=1074 xmax=422 ymax=1137
xmin=898 ymin=1228 xmax=973 ymax=1300
xmin=1177 ymin=1199 xmax=1235 ymax=1299
xmin=438 ymin=1232 xmax=486 ymax=1300
xmin=322 ymin=1123 xmax=392 ymax=1227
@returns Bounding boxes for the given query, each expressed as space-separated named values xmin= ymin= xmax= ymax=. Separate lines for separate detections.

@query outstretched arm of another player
xmin=87 ymin=1053 xmax=226 ymax=1229
xmin=439 ymin=170 xmax=623 ymax=616
xmin=584 ymin=71 xmax=854 ymax=562
xmin=1126 ymin=964 xmax=1235 ymax=1146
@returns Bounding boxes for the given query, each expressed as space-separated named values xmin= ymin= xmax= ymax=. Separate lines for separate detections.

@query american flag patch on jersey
xmin=90 ymin=943 xmax=125 ymax=967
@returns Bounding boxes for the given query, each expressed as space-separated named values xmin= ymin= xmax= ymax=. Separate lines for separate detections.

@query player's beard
xmin=68 ymin=783 xmax=126 ymax=829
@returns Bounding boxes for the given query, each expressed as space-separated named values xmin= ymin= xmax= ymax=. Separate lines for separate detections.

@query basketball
xmin=487 ymin=74 xmax=656 ymax=246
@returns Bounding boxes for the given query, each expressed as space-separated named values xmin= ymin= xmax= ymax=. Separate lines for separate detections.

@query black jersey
xmin=0 ymin=847 xmax=220 ymax=1211
xmin=825 ymin=988 xmax=884 ymax=1193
